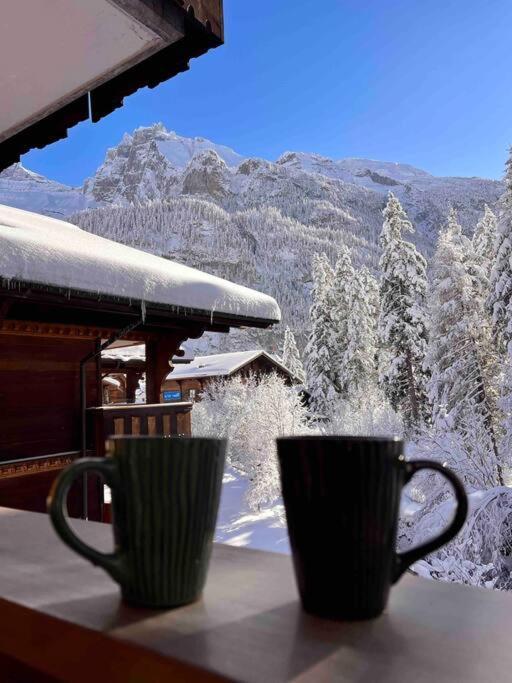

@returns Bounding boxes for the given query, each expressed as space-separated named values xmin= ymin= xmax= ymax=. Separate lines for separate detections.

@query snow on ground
xmin=215 ymin=469 xmax=422 ymax=556
xmin=215 ymin=469 xmax=290 ymax=554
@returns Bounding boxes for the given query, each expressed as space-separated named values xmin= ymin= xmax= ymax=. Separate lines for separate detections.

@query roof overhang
xmin=0 ymin=0 xmax=223 ymax=170
xmin=0 ymin=204 xmax=281 ymax=328
xmin=0 ymin=280 xmax=279 ymax=336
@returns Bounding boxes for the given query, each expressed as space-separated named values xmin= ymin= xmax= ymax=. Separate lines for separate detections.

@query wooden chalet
xmin=101 ymin=344 xmax=147 ymax=404
xmin=0 ymin=205 xmax=280 ymax=519
xmin=100 ymin=343 xmax=193 ymax=403
xmin=100 ymin=347 xmax=297 ymax=404
xmin=163 ymin=349 xmax=298 ymax=401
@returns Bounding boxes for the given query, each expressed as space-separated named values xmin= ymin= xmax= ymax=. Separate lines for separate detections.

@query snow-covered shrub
xmin=320 ymin=388 xmax=403 ymax=438
xmin=409 ymin=425 xmax=509 ymax=495
xmin=135 ymin=375 xmax=146 ymax=404
xmin=410 ymin=487 xmax=512 ymax=590
xmin=397 ymin=427 xmax=512 ymax=590
xmin=193 ymin=372 xmax=312 ymax=510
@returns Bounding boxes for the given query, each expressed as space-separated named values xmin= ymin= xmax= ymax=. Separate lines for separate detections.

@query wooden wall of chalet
xmin=0 ymin=335 xmax=99 ymax=460
xmin=0 ymin=334 xmax=100 ymax=516
xmin=164 ymin=378 xmax=202 ymax=401
xmin=0 ymin=459 xmax=99 ymax=518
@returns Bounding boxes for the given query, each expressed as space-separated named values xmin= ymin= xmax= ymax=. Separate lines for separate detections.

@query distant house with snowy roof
xmin=100 ymin=342 xmax=192 ymax=404
xmin=0 ymin=205 xmax=280 ymax=519
xmin=99 ymin=347 xmax=297 ymax=404
xmin=162 ymin=350 xmax=298 ymax=402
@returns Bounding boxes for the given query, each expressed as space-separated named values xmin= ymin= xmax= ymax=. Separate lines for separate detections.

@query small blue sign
xmin=163 ymin=390 xmax=181 ymax=402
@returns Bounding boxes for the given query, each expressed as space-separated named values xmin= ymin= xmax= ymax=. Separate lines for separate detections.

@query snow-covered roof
xmin=102 ymin=376 xmax=121 ymax=388
xmin=0 ymin=204 xmax=280 ymax=324
xmin=102 ymin=344 xmax=146 ymax=363
xmin=165 ymin=350 xmax=294 ymax=381
xmin=102 ymin=343 xmax=194 ymax=364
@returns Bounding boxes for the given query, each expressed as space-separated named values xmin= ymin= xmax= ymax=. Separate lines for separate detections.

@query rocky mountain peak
xmin=237 ymin=158 xmax=273 ymax=176
xmin=182 ymin=150 xmax=230 ymax=199
xmin=81 ymin=124 xmax=246 ymax=204
xmin=83 ymin=127 xmax=179 ymax=204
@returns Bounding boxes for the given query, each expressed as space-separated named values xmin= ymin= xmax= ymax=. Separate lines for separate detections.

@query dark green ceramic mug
xmin=48 ymin=436 xmax=226 ymax=608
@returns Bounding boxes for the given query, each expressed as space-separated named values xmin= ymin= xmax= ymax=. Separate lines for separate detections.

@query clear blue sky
xmin=23 ymin=0 xmax=512 ymax=186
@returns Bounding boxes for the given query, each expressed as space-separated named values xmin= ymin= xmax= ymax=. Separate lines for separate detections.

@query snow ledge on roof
xmin=0 ymin=204 xmax=281 ymax=324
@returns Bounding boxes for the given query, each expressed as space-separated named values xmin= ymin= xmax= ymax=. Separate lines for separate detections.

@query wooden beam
xmin=0 ymin=319 xmax=150 ymax=342
xmin=146 ymin=335 xmax=190 ymax=404
xmin=126 ymin=371 xmax=143 ymax=403
xmin=95 ymin=339 xmax=103 ymax=408
xmin=0 ymin=299 xmax=11 ymax=322
xmin=0 ymin=453 xmax=77 ymax=481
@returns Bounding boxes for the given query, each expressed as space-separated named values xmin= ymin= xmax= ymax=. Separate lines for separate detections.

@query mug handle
xmin=47 ymin=458 xmax=129 ymax=585
xmin=393 ymin=459 xmax=468 ymax=583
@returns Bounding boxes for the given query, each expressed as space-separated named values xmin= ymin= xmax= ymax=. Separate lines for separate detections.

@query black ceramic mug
xmin=48 ymin=436 xmax=226 ymax=608
xmin=277 ymin=436 xmax=468 ymax=620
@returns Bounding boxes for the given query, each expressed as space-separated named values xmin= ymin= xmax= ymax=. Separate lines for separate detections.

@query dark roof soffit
xmin=0 ymin=280 xmax=279 ymax=331
xmin=0 ymin=2 xmax=223 ymax=171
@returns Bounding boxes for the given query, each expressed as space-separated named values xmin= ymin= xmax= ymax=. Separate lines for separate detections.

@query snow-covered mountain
xmin=0 ymin=163 xmax=94 ymax=217
xmin=276 ymin=151 xmax=432 ymax=184
xmin=0 ymin=123 xmax=504 ymax=353
xmin=83 ymin=124 xmax=245 ymax=203
xmin=79 ymin=124 xmax=503 ymax=252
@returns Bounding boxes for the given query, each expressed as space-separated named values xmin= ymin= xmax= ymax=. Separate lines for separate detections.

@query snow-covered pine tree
xmin=492 ymin=149 xmax=512 ymax=461
xmin=378 ymin=193 xmax=430 ymax=428
xmin=498 ymin=358 xmax=512 ymax=465
xmin=350 ymin=266 xmax=379 ymax=390
xmin=426 ymin=209 xmax=504 ymax=487
xmin=473 ymin=205 xmax=497 ymax=281
xmin=331 ymin=248 xmax=378 ymax=400
xmin=280 ymin=326 xmax=306 ymax=384
xmin=357 ymin=266 xmax=380 ymax=384
xmin=304 ymin=253 xmax=337 ymax=418
xmin=358 ymin=266 xmax=380 ymax=323
xmin=488 ymin=148 xmax=512 ymax=353
xmin=329 ymin=247 xmax=355 ymax=398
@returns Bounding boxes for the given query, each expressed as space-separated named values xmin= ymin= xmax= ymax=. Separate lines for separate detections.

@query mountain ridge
xmin=0 ymin=124 xmax=504 ymax=354
xmin=0 ymin=124 xmax=502 ymax=225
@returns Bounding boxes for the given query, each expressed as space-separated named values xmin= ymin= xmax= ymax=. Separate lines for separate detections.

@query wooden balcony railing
xmin=2 ymin=508 xmax=512 ymax=682
xmin=87 ymin=402 xmax=193 ymax=457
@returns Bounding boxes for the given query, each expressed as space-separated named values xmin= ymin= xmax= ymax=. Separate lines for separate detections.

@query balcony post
xmin=145 ymin=336 xmax=184 ymax=404
xmin=125 ymin=370 xmax=142 ymax=403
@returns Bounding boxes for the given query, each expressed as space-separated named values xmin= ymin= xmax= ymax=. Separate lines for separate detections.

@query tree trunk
xmin=405 ymin=348 xmax=419 ymax=424
xmin=472 ymin=339 xmax=504 ymax=487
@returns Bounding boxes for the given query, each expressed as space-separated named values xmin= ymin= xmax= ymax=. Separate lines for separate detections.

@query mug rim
xmin=107 ymin=435 xmax=226 ymax=443
xmin=276 ymin=435 xmax=403 ymax=444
